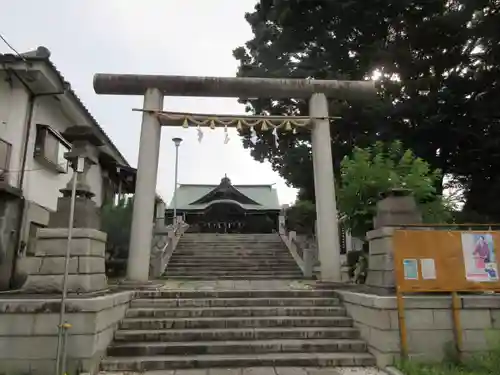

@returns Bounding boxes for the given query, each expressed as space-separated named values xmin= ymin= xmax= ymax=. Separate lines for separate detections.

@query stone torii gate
xmin=93 ymin=74 xmax=376 ymax=283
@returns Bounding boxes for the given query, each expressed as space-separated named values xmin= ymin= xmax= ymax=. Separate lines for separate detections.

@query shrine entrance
xmin=185 ymin=202 xmax=277 ymax=234
xmin=93 ymin=74 xmax=376 ymax=282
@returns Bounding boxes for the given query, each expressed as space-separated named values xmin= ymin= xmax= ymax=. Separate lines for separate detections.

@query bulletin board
xmin=392 ymin=229 xmax=500 ymax=359
xmin=393 ymin=229 xmax=500 ymax=293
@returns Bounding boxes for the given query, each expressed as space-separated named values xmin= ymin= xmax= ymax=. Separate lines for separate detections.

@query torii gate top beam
xmin=93 ymin=74 xmax=377 ymax=100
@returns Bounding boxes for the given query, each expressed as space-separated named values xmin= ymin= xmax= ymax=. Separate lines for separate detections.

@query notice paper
xmin=420 ymin=258 xmax=437 ymax=280
xmin=403 ymin=259 xmax=419 ymax=280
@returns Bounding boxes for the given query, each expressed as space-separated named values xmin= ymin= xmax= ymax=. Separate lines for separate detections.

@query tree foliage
xmin=338 ymin=141 xmax=452 ymax=238
xmin=234 ymin=0 xmax=500 ymax=220
xmin=285 ymin=200 xmax=316 ymax=235
xmin=101 ymin=197 xmax=133 ymax=277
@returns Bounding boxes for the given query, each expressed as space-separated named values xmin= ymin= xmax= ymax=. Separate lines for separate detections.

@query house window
xmin=0 ymin=138 xmax=12 ymax=182
xmin=34 ymin=124 xmax=71 ymax=173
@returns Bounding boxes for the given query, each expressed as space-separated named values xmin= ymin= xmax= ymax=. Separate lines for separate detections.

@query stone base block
xmin=22 ymin=274 xmax=107 ymax=293
xmin=0 ymin=291 xmax=133 ymax=375
xmin=35 ymin=228 xmax=106 ymax=257
xmin=366 ymin=227 xmax=396 ymax=289
xmin=33 ymin=256 xmax=105 ymax=275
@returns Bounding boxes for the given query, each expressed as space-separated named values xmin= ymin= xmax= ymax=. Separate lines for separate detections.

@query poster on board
xmin=420 ymin=258 xmax=437 ymax=280
xmin=403 ymin=259 xmax=419 ymax=280
xmin=461 ymin=233 xmax=498 ymax=282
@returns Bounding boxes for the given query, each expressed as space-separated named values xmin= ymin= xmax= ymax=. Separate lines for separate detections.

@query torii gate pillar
xmin=310 ymin=93 xmax=341 ymax=281
xmin=127 ymin=88 xmax=163 ymax=282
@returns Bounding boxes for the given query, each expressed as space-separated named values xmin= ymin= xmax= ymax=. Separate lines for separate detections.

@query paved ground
xmin=99 ymin=367 xmax=387 ymax=375
xmin=155 ymin=279 xmax=318 ymax=291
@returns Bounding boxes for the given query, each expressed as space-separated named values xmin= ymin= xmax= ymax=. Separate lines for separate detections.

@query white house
xmin=0 ymin=46 xmax=136 ymax=289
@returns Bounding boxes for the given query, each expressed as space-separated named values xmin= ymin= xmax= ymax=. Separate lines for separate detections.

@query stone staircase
xmin=100 ymin=289 xmax=375 ymax=371
xmin=163 ymin=233 xmax=304 ymax=279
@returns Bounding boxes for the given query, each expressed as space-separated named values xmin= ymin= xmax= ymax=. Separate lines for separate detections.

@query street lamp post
xmin=172 ymin=137 xmax=182 ymax=225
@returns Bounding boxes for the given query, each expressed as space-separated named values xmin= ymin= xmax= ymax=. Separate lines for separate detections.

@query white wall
xmin=0 ymin=72 xmax=31 ymax=188
xmin=0 ymin=73 xmax=104 ymax=212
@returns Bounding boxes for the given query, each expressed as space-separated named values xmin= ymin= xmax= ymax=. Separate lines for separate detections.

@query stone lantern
xmin=22 ymin=126 xmax=108 ymax=293
xmin=48 ymin=126 xmax=103 ymax=229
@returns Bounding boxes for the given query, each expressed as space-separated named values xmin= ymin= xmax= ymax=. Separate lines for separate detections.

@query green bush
xmin=285 ymin=200 xmax=316 ymax=236
xmin=101 ymin=197 xmax=133 ymax=277
xmin=338 ymin=140 xmax=453 ymax=239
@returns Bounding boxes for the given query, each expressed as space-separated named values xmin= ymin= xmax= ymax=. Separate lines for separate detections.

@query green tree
xmin=338 ymin=141 xmax=452 ymax=238
xmin=101 ymin=197 xmax=133 ymax=277
xmin=234 ymin=0 xmax=500 ymax=219
xmin=285 ymin=200 xmax=316 ymax=235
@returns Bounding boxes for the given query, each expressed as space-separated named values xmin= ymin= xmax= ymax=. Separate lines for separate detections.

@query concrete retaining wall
xmin=0 ymin=291 xmax=134 ymax=375
xmin=338 ymin=291 xmax=500 ymax=367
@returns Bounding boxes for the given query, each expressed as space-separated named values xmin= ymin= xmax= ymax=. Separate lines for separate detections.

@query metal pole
xmin=60 ymin=322 xmax=71 ymax=375
xmin=55 ymin=162 xmax=79 ymax=375
xmin=172 ymin=138 xmax=182 ymax=225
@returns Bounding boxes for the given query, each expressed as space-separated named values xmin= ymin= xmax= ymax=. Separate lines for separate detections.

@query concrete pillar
xmin=303 ymin=247 xmax=315 ymax=278
xmin=309 ymin=93 xmax=341 ymax=282
xmin=278 ymin=215 xmax=286 ymax=235
xmin=155 ymin=201 xmax=166 ymax=230
xmin=127 ymin=88 xmax=163 ymax=282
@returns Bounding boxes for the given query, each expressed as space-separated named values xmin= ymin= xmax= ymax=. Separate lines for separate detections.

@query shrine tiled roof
xmin=169 ymin=180 xmax=281 ymax=211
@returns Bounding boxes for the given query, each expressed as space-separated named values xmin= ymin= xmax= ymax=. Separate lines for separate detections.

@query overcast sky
xmin=0 ymin=0 xmax=298 ymax=205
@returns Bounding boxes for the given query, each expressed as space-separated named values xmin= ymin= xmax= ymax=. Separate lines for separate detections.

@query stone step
xmin=176 ymin=246 xmax=286 ymax=250
xmin=178 ymin=245 xmax=285 ymax=247
xmin=119 ymin=316 xmax=353 ymax=330
xmin=137 ymin=289 xmax=338 ymax=299
xmin=182 ymin=234 xmax=280 ymax=237
xmin=167 ymin=259 xmax=298 ymax=264
xmin=163 ymin=269 xmax=303 ymax=280
xmin=178 ymin=240 xmax=283 ymax=244
xmin=126 ymin=306 xmax=346 ymax=318
xmin=178 ymin=243 xmax=284 ymax=246
xmin=168 ymin=257 xmax=297 ymax=261
xmin=165 ymin=267 xmax=300 ymax=272
xmin=164 ymin=267 xmax=302 ymax=270
xmin=107 ymin=338 xmax=366 ymax=356
xmin=164 ymin=269 xmax=303 ymax=280
xmin=170 ymin=256 xmax=292 ymax=260
xmin=114 ymin=326 xmax=361 ymax=342
xmin=183 ymin=235 xmax=281 ymax=237
xmin=164 ymin=275 xmax=306 ymax=279
xmin=167 ymin=260 xmax=298 ymax=266
xmin=173 ymin=253 xmax=291 ymax=258
xmin=100 ymin=352 xmax=375 ymax=371
xmin=131 ymin=297 xmax=342 ymax=308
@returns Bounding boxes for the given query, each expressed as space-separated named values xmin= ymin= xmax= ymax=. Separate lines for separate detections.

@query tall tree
xmin=234 ymin=0 xmax=500 ymax=219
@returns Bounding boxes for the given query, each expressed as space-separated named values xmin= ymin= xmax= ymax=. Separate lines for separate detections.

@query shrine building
xmin=166 ymin=176 xmax=281 ymax=233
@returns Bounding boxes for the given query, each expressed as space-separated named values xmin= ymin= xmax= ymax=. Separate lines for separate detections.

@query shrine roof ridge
xmin=179 ymin=183 xmax=275 ymax=188
xmin=93 ymin=74 xmax=377 ymax=100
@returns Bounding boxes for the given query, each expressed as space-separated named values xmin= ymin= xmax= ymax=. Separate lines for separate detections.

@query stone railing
xmin=149 ymin=217 xmax=188 ymax=278
xmin=278 ymin=215 xmax=317 ymax=278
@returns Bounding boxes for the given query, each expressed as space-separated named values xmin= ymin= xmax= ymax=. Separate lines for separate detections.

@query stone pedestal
xmin=366 ymin=188 xmax=423 ymax=289
xmin=373 ymin=188 xmax=422 ymax=229
xmin=365 ymin=227 xmax=396 ymax=289
xmin=22 ymin=228 xmax=107 ymax=293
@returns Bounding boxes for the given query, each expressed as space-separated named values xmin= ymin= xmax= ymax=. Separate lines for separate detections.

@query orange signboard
xmin=393 ymin=230 xmax=500 ymax=293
